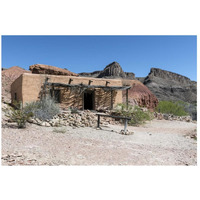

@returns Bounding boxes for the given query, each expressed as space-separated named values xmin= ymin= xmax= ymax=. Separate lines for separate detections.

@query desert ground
xmin=1 ymin=119 xmax=197 ymax=166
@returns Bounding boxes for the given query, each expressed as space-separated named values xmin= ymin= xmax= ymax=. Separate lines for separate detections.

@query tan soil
xmin=1 ymin=119 xmax=197 ymax=166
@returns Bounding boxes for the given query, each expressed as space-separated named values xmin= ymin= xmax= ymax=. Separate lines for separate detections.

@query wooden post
xmin=89 ymin=80 xmax=93 ymax=85
xmin=69 ymin=78 xmax=73 ymax=84
xmin=97 ymin=115 xmax=100 ymax=128
xmin=82 ymin=92 xmax=84 ymax=110
xmin=124 ymin=119 xmax=128 ymax=132
xmin=44 ymin=77 xmax=49 ymax=99
xmin=52 ymin=84 xmax=55 ymax=99
xmin=126 ymin=88 xmax=128 ymax=110
xmin=110 ymin=90 xmax=113 ymax=110
xmin=106 ymin=81 xmax=110 ymax=86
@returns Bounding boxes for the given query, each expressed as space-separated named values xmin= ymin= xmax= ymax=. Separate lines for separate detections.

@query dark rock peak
xmin=79 ymin=61 xmax=135 ymax=79
xmin=97 ymin=62 xmax=126 ymax=78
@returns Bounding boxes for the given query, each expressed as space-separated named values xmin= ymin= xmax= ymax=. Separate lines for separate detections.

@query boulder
xmin=29 ymin=64 xmax=78 ymax=76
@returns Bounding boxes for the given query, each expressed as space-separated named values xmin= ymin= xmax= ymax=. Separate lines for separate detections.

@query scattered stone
xmin=119 ymin=130 xmax=134 ymax=135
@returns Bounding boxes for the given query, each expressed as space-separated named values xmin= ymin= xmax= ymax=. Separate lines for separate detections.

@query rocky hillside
xmin=122 ymin=79 xmax=158 ymax=110
xmin=139 ymin=68 xmax=197 ymax=103
xmin=2 ymin=66 xmax=31 ymax=103
xmin=79 ymin=62 xmax=135 ymax=79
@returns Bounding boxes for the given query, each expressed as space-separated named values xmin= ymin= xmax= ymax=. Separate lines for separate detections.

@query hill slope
xmin=2 ymin=66 xmax=31 ymax=103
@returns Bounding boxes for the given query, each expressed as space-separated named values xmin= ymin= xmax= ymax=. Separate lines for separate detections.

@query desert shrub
xmin=5 ymin=105 xmax=33 ymax=128
xmin=176 ymin=101 xmax=197 ymax=120
xmin=113 ymin=103 xmax=154 ymax=125
xmin=70 ymin=107 xmax=79 ymax=114
xmin=23 ymin=97 xmax=60 ymax=121
xmin=155 ymin=101 xmax=188 ymax=116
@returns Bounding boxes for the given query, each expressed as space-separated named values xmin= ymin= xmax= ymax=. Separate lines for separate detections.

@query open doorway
xmin=84 ymin=90 xmax=94 ymax=110
xmin=50 ymin=89 xmax=61 ymax=103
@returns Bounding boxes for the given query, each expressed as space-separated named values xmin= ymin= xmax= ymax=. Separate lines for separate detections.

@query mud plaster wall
xmin=11 ymin=75 xmax=23 ymax=103
xmin=13 ymin=73 xmax=123 ymax=109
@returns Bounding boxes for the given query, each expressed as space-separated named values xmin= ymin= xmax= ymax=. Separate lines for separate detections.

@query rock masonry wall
xmin=154 ymin=112 xmax=193 ymax=122
xmin=27 ymin=110 xmax=119 ymax=128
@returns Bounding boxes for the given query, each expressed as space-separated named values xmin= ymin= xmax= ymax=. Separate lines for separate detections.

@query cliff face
xmin=79 ymin=62 xmax=135 ymax=79
xmin=142 ymin=68 xmax=197 ymax=103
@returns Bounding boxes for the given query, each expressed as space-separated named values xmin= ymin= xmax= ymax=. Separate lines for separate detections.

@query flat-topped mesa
xmin=148 ymin=68 xmax=191 ymax=85
xmin=29 ymin=64 xmax=78 ymax=76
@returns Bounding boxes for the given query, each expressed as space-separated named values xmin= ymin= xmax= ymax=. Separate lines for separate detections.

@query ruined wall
xmin=12 ymin=73 xmax=123 ymax=109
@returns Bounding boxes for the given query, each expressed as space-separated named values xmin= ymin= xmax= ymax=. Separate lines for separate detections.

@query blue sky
xmin=1 ymin=35 xmax=197 ymax=81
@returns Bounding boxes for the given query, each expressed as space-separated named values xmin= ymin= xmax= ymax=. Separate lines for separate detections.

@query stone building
xmin=11 ymin=73 xmax=130 ymax=110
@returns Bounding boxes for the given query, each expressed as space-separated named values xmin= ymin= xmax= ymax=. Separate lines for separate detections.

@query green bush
xmin=5 ymin=105 xmax=33 ymax=128
xmin=113 ymin=103 xmax=154 ymax=126
xmin=155 ymin=101 xmax=188 ymax=116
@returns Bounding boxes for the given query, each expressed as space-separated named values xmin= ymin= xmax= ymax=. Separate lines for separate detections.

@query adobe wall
xmin=13 ymin=73 xmax=123 ymax=109
xmin=11 ymin=75 xmax=23 ymax=103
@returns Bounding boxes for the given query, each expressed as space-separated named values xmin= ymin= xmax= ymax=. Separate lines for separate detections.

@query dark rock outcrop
xmin=30 ymin=64 xmax=78 ymax=76
xmin=139 ymin=68 xmax=197 ymax=103
xmin=97 ymin=62 xmax=127 ymax=78
xmin=79 ymin=62 xmax=135 ymax=79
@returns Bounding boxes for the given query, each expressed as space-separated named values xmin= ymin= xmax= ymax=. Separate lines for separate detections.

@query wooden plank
xmin=96 ymin=113 xmax=131 ymax=120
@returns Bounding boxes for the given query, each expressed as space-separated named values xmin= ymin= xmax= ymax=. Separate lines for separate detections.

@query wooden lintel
xmin=46 ymin=82 xmax=131 ymax=91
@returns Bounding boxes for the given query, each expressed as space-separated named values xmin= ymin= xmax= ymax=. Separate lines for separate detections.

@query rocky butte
xmin=79 ymin=61 xmax=135 ymax=80
xmin=137 ymin=68 xmax=197 ymax=104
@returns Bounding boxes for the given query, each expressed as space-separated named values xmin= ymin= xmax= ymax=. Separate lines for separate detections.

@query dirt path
xmin=1 ymin=119 xmax=197 ymax=165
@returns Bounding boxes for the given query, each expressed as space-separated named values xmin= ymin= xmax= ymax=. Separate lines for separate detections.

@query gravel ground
xmin=1 ymin=119 xmax=197 ymax=166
